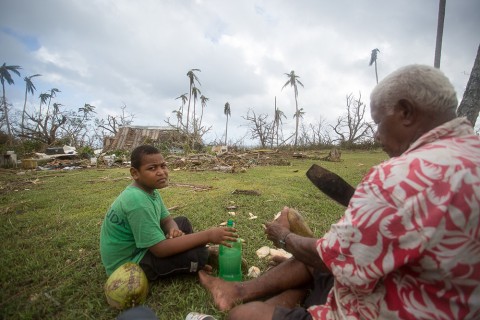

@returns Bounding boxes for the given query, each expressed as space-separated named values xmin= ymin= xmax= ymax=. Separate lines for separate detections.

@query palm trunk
xmin=225 ymin=116 xmax=229 ymax=146
xmin=374 ymin=60 xmax=379 ymax=84
xmin=22 ymin=87 xmax=28 ymax=136
xmin=294 ymin=97 xmax=299 ymax=149
xmin=434 ymin=0 xmax=446 ymax=68
xmin=457 ymin=44 xmax=480 ymax=126
xmin=186 ymin=88 xmax=192 ymax=134
xmin=191 ymin=99 xmax=197 ymax=149
xmin=2 ymin=84 xmax=12 ymax=142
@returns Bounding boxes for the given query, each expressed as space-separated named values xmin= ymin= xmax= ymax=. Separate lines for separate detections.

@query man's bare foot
xmin=198 ymin=270 xmax=241 ymax=311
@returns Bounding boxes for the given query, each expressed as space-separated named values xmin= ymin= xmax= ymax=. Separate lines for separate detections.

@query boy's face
xmin=130 ymin=153 xmax=169 ymax=193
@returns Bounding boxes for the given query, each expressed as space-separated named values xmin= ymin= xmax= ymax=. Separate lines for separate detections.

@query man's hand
xmin=264 ymin=206 xmax=292 ymax=248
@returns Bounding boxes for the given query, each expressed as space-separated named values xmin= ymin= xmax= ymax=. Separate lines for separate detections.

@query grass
xmin=0 ymin=150 xmax=387 ymax=320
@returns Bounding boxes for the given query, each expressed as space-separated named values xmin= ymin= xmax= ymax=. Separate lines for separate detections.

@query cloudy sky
xmin=1 ymin=0 xmax=479 ymax=146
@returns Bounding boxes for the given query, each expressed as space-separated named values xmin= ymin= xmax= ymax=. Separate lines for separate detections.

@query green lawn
xmin=0 ymin=150 xmax=387 ymax=320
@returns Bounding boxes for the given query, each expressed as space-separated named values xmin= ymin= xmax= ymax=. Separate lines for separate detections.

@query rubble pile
xmin=166 ymin=150 xmax=291 ymax=172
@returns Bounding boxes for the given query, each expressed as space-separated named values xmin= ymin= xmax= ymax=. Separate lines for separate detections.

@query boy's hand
xmin=167 ymin=228 xmax=184 ymax=239
xmin=209 ymin=227 xmax=238 ymax=246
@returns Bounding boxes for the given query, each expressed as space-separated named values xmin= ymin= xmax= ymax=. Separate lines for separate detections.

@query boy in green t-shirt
xmin=100 ymin=145 xmax=237 ymax=280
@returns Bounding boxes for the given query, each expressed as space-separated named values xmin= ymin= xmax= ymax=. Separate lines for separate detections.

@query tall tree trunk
xmin=457 ymin=44 xmax=480 ymax=126
xmin=224 ymin=116 xmax=229 ymax=146
xmin=22 ymin=87 xmax=28 ymax=137
xmin=374 ymin=60 xmax=379 ymax=84
xmin=2 ymin=84 xmax=12 ymax=143
xmin=294 ymin=97 xmax=299 ymax=149
xmin=434 ymin=0 xmax=446 ymax=68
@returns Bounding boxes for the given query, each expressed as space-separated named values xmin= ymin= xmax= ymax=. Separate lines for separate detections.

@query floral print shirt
xmin=309 ymin=118 xmax=480 ymax=319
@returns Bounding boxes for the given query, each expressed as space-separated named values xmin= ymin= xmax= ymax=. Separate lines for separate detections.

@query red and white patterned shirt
xmin=309 ymin=118 xmax=480 ymax=319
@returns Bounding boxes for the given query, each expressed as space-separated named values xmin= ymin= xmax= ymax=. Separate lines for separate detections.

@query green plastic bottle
xmin=219 ymin=219 xmax=242 ymax=282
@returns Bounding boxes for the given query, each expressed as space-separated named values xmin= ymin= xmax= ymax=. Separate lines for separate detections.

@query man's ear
xmin=130 ymin=167 xmax=139 ymax=180
xmin=395 ymin=99 xmax=417 ymax=126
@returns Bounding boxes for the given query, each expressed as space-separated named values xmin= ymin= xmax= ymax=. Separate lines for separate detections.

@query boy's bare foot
xmin=198 ymin=270 xmax=241 ymax=311
xmin=202 ymin=264 xmax=213 ymax=274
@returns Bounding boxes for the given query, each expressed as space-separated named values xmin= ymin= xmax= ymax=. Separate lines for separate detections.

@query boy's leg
xmin=140 ymin=216 xmax=208 ymax=281
xmin=173 ymin=216 xmax=193 ymax=234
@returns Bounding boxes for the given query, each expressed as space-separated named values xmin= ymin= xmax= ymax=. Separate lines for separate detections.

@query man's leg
xmin=199 ymin=257 xmax=313 ymax=312
xmin=227 ymin=271 xmax=334 ymax=320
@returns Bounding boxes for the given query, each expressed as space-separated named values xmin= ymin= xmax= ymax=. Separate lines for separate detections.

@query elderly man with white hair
xmin=199 ymin=64 xmax=480 ymax=320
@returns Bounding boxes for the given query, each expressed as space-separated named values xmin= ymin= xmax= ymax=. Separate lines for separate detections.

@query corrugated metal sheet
xmin=103 ymin=126 xmax=190 ymax=151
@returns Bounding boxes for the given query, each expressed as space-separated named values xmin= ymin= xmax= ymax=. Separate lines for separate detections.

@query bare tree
xmin=60 ymin=104 xmax=96 ymax=148
xmin=457 ymin=44 xmax=480 ymax=126
xmin=309 ymin=116 xmax=332 ymax=147
xmin=331 ymin=93 xmax=374 ymax=147
xmin=22 ymin=102 xmax=67 ymax=145
xmin=95 ymin=104 xmax=135 ymax=136
xmin=243 ymin=109 xmax=271 ymax=148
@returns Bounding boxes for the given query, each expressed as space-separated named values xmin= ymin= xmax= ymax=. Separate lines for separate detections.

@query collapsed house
xmin=102 ymin=125 xmax=195 ymax=152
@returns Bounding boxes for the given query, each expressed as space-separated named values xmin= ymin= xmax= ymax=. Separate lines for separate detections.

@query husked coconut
xmin=248 ymin=266 xmax=261 ymax=278
xmin=256 ymin=246 xmax=271 ymax=258
xmin=104 ymin=262 xmax=149 ymax=310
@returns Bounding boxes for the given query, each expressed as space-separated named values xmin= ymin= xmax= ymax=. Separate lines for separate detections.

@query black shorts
xmin=272 ymin=270 xmax=334 ymax=320
xmin=139 ymin=216 xmax=209 ymax=281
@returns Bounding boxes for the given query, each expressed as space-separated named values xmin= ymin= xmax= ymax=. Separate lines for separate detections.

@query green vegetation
xmin=0 ymin=151 xmax=386 ymax=319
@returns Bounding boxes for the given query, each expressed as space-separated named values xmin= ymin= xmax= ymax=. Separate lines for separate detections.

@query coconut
xmin=104 ymin=262 xmax=149 ymax=310
xmin=286 ymin=208 xmax=314 ymax=237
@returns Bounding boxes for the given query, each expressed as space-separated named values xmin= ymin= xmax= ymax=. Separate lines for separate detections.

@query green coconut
xmin=104 ymin=262 xmax=149 ymax=310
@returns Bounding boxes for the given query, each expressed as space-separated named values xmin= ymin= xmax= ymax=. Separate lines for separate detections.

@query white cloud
xmin=1 ymin=0 xmax=478 ymax=146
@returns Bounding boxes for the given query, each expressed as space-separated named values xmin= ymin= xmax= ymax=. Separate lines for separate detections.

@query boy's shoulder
xmin=115 ymin=186 xmax=162 ymax=205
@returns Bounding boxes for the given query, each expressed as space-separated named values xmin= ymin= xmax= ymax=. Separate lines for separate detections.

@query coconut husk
xmin=286 ymin=208 xmax=314 ymax=238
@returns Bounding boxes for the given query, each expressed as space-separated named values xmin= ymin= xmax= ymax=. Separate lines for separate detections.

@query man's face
xmin=131 ymin=153 xmax=169 ymax=193
xmin=371 ymin=103 xmax=411 ymax=158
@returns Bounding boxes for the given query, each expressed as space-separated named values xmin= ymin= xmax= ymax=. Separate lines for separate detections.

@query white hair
xmin=370 ymin=64 xmax=458 ymax=115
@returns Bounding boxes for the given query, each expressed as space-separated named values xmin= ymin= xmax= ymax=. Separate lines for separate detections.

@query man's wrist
xmin=279 ymin=232 xmax=291 ymax=249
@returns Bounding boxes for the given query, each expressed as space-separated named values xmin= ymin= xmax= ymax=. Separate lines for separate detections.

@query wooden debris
xmin=169 ymin=182 xmax=213 ymax=191
xmin=320 ymin=148 xmax=342 ymax=162
xmin=232 ymin=189 xmax=261 ymax=196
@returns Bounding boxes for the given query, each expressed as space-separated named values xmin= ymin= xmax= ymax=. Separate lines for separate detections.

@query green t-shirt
xmin=100 ymin=185 xmax=170 ymax=275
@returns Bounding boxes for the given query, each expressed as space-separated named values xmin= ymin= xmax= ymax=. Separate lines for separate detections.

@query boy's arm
xmin=160 ymin=216 xmax=183 ymax=239
xmin=148 ymin=226 xmax=237 ymax=258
